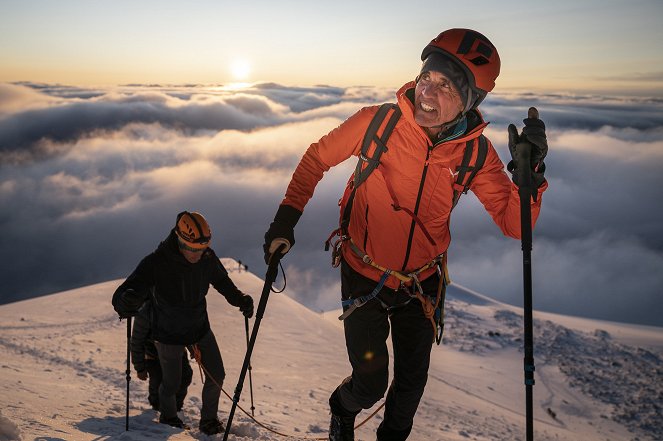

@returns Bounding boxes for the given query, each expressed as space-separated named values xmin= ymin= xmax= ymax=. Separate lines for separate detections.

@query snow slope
xmin=0 ymin=258 xmax=661 ymax=441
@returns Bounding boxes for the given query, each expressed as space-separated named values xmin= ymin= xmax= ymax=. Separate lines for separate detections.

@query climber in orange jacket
xmin=264 ymin=28 xmax=548 ymax=441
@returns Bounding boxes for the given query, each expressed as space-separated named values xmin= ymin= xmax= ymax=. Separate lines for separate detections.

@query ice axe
xmin=222 ymin=241 xmax=288 ymax=440
xmin=515 ymin=106 xmax=538 ymax=441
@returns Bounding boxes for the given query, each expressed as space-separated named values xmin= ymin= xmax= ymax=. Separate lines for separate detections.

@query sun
xmin=230 ymin=59 xmax=251 ymax=81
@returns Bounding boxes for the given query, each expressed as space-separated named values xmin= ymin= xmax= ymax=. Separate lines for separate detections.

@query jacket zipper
xmin=400 ymin=144 xmax=432 ymax=271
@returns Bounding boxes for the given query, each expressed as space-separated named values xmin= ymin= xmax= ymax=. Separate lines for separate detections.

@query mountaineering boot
xmin=158 ymin=414 xmax=185 ymax=429
xmin=329 ymin=413 xmax=357 ymax=441
xmin=329 ymin=388 xmax=359 ymax=441
xmin=199 ymin=417 xmax=225 ymax=435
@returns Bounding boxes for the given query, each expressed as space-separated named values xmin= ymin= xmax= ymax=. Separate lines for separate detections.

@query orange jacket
xmin=282 ymin=82 xmax=547 ymax=289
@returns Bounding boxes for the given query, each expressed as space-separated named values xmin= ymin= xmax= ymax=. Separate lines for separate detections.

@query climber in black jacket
xmin=113 ymin=211 xmax=254 ymax=435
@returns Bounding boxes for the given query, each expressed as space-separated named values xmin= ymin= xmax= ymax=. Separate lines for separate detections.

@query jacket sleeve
xmin=470 ymin=138 xmax=547 ymax=239
xmin=208 ymin=254 xmax=245 ymax=307
xmin=130 ymin=305 xmax=151 ymax=373
xmin=281 ymin=106 xmax=376 ymax=211
xmin=112 ymin=255 xmax=154 ymax=317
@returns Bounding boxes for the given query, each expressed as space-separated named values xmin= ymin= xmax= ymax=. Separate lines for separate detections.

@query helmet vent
xmin=469 ymin=56 xmax=489 ymax=66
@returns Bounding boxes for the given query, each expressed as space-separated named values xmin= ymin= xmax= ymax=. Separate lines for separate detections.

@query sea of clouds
xmin=1 ymin=81 xmax=661 ymax=326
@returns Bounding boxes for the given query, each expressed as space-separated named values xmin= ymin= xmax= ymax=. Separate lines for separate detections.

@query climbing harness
xmin=341 ymin=240 xmax=450 ymax=343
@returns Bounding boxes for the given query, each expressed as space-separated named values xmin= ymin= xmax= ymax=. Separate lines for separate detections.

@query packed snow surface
xmin=0 ymin=258 xmax=661 ymax=440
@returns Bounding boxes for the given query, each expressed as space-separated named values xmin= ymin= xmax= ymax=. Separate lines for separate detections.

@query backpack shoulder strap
xmin=353 ymin=103 xmax=401 ymax=188
xmin=340 ymin=103 xmax=400 ymax=231
xmin=452 ymin=134 xmax=488 ymax=208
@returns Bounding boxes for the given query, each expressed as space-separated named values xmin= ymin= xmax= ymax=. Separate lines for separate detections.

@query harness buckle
xmin=330 ymin=238 xmax=343 ymax=268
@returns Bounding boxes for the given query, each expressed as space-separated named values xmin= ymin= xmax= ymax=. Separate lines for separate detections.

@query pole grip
xmin=268 ymin=239 xmax=290 ymax=257
xmin=515 ymin=141 xmax=532 ymax=191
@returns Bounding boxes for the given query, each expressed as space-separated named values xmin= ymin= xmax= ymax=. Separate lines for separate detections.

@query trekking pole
xmin=245 ymin=315 xmax=256 ymax=416
xmin=516 ymin=107 xmax=538 ymax=441
xmin=223 ymin=242 xmax=287 ymax=441
xmin=125 ymin=316 xmax=132 ymax=431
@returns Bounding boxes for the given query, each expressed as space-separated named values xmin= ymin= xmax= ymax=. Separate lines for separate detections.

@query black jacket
xmin=113 ymin=230 xmax=245 ymax=345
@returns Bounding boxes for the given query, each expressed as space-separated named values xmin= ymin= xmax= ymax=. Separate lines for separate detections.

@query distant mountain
xmin=0 ymin=258 xmax=660 ymax=440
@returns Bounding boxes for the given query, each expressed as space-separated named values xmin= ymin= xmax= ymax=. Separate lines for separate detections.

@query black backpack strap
xmin=452 ymin=134 xmax=487 ymax=208
xmin=340 ymin=103 xmax=401 ymax=230
xmin=353 ymin=103 xmax=401 ymax=188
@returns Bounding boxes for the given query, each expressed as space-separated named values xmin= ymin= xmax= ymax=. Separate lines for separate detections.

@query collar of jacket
xmin=396 ymin=81 xmax=489 ymax=145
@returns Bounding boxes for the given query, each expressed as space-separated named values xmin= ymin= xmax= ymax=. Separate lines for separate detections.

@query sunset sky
xmin=1 ymin=0 xmax=662 ymax=96
xmin=1 ymin=1 xmax=662 ymax=327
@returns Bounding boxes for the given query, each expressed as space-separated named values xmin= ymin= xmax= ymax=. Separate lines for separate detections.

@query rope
xmin=190 ymin=344 xmax=385 ymax=440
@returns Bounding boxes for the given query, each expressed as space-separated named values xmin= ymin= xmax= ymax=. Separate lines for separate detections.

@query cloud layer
xmin=1 ymin=82 xmax=662 ymax=327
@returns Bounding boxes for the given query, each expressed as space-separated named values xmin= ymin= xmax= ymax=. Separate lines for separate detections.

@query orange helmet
xmin=421 ymin=28 xmax=500 ymax=110
xmin=175 ymin=211 xmax=211 ymax=250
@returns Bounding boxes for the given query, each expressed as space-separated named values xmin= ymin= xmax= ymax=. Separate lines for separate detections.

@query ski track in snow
xmin=0 ymin=259 xmax=661 ymax=441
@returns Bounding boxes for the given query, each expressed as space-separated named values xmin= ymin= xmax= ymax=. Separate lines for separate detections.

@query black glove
xmin=521 ymin=116 xmax=547 ymax=169
xmin=112 ymin=288 xmax=145 ymax=318
xmin=508 ymin=108 xmax=548 ymax=190
xmin=238 ymin=295 xmax=254 ymax=318
xmin=263 ymin=204 xmax=302 ymax=264
xmin=116 ymin=309 xmax=137 ymax=319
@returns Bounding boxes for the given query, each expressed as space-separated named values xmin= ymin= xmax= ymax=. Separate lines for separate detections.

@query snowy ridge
xmin=444 ymin=300 xmax=662 ymax=437
xmin=0 ymin=258 xmax=661 ymax=440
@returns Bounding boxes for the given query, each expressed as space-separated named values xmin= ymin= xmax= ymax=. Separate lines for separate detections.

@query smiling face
xmin=414 ymin=70 xmax=464 ymax=137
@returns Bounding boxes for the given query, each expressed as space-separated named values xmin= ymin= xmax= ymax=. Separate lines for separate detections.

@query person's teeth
xmin=421 ymin=102 xmax=435 ymax=112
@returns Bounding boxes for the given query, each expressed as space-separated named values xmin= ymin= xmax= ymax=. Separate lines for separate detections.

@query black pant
xmin=335 ymin=261 xmax=436 ymax=440
xmin=155 ymin=329 xmax=225 ymax=420
xmin=145 ymin=355 xmax=193 ymax=411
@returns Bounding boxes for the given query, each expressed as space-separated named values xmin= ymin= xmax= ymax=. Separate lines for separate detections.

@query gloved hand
xmin=239 ymin=295 xmax=254 ymax=318
xmin=263 ymin=204 xmax=302 ymax=264
xmin=116 ymin=309 xmax=137 ymax=319
xmin=113 ymin=288 xmax=145 ymax=318
xmin=507 ymin=107 xmax=548 ymax=189
xmin=137 ymin=370 xmax=148 ymax=381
